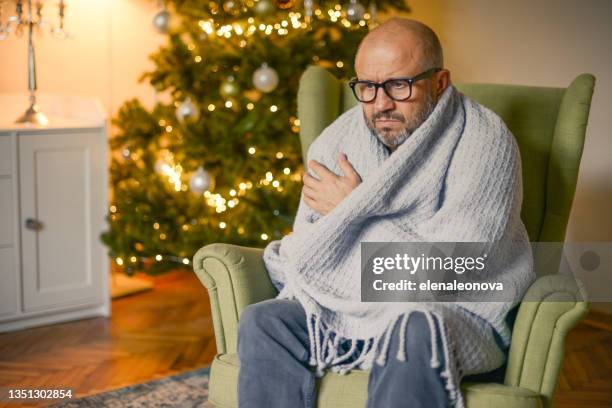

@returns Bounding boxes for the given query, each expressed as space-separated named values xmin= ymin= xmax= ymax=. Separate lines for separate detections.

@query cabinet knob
xmin=25 ymin=218 xmax=43 ymax=231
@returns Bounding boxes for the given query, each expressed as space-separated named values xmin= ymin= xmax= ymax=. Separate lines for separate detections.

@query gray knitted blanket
xmin=263 ymin=85 xmax=534 ymax=407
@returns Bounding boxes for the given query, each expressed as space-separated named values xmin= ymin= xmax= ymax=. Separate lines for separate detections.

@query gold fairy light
xmin=208 ymin=104 xmax=215 ymax=111
xmin=116 ymin=257 xmax=124 ymax=265
xmin=283 ymin=167 xmax=290 ymax=175
xmin=155 ymin=254 xmax=163 ymax=261
xmin=276 ymin=152 xmax=284 ymax=159
xmin=247 ymin=102 xmax=254 ymax=110
xmin=248 ymin=146 xmax=256 ymax=154
xmin=154 ymin=222 xmax=160 ymax=229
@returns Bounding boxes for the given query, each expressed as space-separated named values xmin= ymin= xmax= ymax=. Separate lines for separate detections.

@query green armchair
xmin=193 ymin=66 xmax=595 ymax=408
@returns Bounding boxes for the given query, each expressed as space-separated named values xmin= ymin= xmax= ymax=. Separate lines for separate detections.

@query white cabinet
xmin=0 ymin=93 xmax=110 ymax=332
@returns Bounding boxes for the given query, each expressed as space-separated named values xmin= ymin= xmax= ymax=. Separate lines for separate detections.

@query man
xmin=237 ymin=17 xmax=533 ymax=408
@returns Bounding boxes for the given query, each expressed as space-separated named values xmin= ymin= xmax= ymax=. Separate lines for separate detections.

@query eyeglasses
xmin=348 ymin=68 xmax=442 ymax=103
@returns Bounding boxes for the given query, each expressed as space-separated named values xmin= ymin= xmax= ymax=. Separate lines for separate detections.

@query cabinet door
xmin=19 ymin=129 xmax=107 ymax=312
xmin=0 ymin=134 xmax=19 ymax=319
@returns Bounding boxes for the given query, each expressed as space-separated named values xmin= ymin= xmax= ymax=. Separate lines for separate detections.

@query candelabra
xmin=0 ymin=0 xmax=70 ymax=125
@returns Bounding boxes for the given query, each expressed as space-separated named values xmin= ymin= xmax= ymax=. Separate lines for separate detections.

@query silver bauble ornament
xmin=252 ymin=63 xmax=279 ymax=93
xmin=155 ymin=158 xmax=169 ymax=174
xmin=345 ymin=0 xmax=365 ymax=23
xmin=153 ymin=9 xmax=170 ymax=33
xmin=223 ymin=0 xmax=240 ymax=15
xmin=189 ymin=167 xmax=212 ymax=194
xmin=220 ymin=76 xmax=240 ymax=97
xmin=176 ymin=97 xmax=198 ymax=122
xmin=254 ymin=0 xmax=274 ymax=16
xmin=304 ymin=0 xmax=313 ymax=18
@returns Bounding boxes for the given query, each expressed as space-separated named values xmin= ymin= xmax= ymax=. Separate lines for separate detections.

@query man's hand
xmin=302 ymin=153 xmax=362 ymax=215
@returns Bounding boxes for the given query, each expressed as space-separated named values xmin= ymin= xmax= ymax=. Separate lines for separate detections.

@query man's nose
xmin=374 ymin=87 xmax=395 ymax=111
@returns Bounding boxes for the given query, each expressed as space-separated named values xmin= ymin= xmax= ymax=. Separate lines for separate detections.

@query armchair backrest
xmin=297 ymin=65 xmax=595 ymax=244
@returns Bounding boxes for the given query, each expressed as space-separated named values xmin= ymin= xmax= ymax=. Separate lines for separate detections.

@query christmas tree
xmin=101 ymin=0 xmax=410 ymax=275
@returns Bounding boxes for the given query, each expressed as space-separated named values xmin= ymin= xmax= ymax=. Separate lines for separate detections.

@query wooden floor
xmin=0 ymin=270 xmax=611 ymax=408
xmin=0 ymin=270 xmax=216 ymax=408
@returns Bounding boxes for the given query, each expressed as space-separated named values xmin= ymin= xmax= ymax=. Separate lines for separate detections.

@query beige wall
xmin=1 ymin=0 xmax=610 ymax=302
xmin=0 ymin=0 xmax=164 ymax=116
xmin=399 ymin=0 xmax=612 ymax=246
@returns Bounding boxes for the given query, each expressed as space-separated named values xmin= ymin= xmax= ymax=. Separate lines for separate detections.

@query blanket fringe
xmin=306 ymin=310 xmax=464 ymax=407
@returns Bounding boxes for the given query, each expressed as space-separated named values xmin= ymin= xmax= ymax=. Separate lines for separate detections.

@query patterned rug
xmin=49 ymin=366 xmax=214 ymax=407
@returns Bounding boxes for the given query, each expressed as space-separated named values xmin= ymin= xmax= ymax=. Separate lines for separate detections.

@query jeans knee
xmin=237 ymin=300 xmax=284 ymax=358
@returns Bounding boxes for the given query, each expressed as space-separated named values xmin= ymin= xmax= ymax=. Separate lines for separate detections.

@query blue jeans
xmin=237 ymin=299 xmax=449 ymax=408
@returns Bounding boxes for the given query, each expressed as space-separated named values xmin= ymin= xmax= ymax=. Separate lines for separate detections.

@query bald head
xmin=355 ymin=18 xmax=443 ymax=73
xmin=353 ymin=18 xmax=450 ymax=152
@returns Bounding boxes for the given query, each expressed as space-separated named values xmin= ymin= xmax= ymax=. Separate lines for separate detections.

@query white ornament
xmin=345 ymin=0 xmax=365 ymax=23
xmin=252 ymin=63 xmax=279 ymax=93
xmin=153 ymin=9 xmax=170 ymax=33
xmin=176 ymin=97 xmax=198 ymax=122
xmin=189 ymin=167 xmax=211 ymax=194
xmin=304 ymin=0 xmax=313 ymax=18
xmin=155 ymin=158 xmax=169 ymax=174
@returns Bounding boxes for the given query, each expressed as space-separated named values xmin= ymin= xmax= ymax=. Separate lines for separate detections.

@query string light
xmin=208 ymin=104 xmax=216 ymax=111
xmin=248 ymin=146 xmax=256 ymax=154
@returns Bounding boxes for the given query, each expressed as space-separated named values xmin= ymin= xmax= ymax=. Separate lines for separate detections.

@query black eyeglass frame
xmin=348 ymin=67 xmax=443 ymax=103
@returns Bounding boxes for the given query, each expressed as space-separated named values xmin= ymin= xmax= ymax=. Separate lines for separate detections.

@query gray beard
xmin=365 ymin=92 xmax=436 ymax=150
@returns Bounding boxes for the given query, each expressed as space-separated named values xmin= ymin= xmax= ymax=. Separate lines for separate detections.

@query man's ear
xmin=434 ymin=69 xmax=451 ymax=99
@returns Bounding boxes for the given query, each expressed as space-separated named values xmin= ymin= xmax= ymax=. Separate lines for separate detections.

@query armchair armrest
xmin=505 ymin=274 xmax=588 ymax=408
xmin=192 ymin=243 xmax=278 ymax=354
